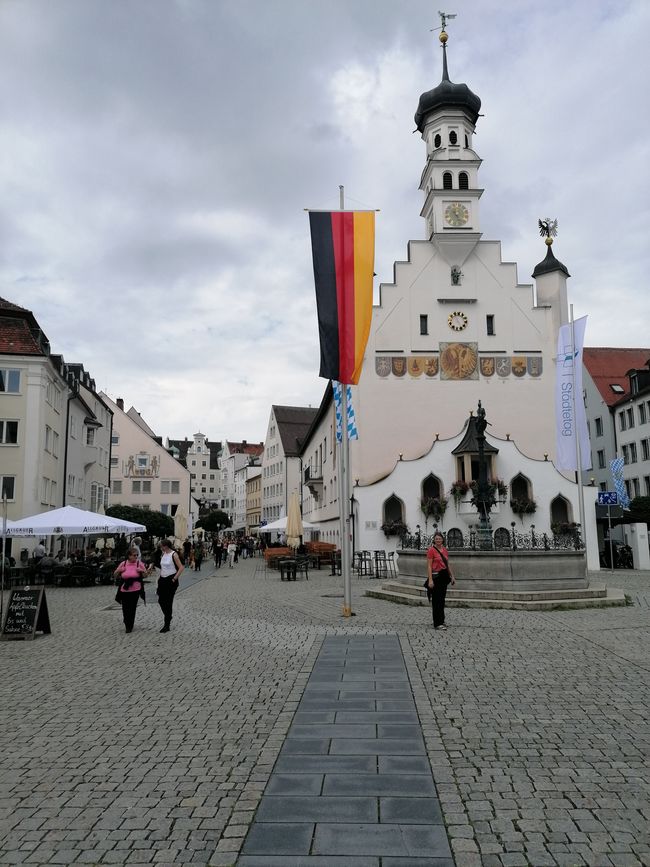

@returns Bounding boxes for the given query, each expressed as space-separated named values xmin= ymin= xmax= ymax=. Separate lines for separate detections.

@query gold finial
xmin=439 ymin=30 xmax=448 ymax=44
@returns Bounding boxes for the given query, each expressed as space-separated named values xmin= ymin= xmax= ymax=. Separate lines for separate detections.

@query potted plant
xmin=551 ymin=521 xmax=579 ymax=536
xmin=450 ymin=480 xmax=470 ymax=507
xmin=510 ymin=497 xmax=537 ymax=521
xmin=421 ymin=496 xmax=448 ymax=527
xmin=381 ymin=519 xmax=408 ymax=538
xmin=492 ymin=478 xmax=508 ymax=499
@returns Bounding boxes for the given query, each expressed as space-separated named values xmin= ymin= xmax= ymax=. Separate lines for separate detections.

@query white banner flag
xmin=555 ymin=316 xmax=591 ymax=471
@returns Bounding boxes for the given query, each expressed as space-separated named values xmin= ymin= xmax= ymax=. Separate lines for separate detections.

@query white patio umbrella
xmin=286 ymin=492 xmax=303 ymax=549
xmin=261 ymin=515 xmax=317 ymax=533
xmin=5 ymin=506 xmax=146 ymax=537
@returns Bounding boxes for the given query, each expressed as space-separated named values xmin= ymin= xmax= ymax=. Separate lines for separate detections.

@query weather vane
xmin=538 ymin=217 xmax=558 ymax=246
xmin=431 ymin=10 xmax=456 ymax=39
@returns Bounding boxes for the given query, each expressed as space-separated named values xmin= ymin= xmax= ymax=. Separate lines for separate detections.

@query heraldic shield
xmin=527 ymin=357 xmax=543 ymax=377
xmin=407 ymin=357 xmax=423 ymax=377
xmin=391 ymin=357 xmax=407 ymax=377
xmin=496 ymin=357 xmax=511 ymax=377
xmin=424 ymin=356 xmax=439 ymax=377
xmin=480 ymin=357 xmax=495 ymax=377
xmin=375 ymin=356 xmax=391 ymax=378
xmin=512 ymin=356 xmax=527 ymax=377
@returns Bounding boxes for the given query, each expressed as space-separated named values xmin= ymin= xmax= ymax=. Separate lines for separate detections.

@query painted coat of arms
xmin=407 ymin=357 xmax=423 ymax=377
xmin=480 ymin=357 xmax=495 ymax=377
xmin=527 ymin=357 xmax=543 ymax=377
xmin=496 ymin=357 xmax=511 ymax=377
xmin=512 ymin=356 xmax=527 ymax=377
xmin=391 ymin=357 xmax=407 ymax=377
xmin=375 ymin=356 xmax=391 ymax=378
xmin=440 ymin=342 xmax=478 ymax=380
xmin=424 ymin=356 xmax=439 ymax=377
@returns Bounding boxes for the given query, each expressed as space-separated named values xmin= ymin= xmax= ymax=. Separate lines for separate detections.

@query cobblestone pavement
xmin=0 ymin=561 xmax=648 ymax=866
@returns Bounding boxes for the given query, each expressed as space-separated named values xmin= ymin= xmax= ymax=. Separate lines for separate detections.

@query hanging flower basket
xmin=381 ymin=520 xmax=408 ymax=538
xmin=510 ymin=497 xmax=537 ymax=520
xmin=421 ymin=496 xmax=448 ymax=524
xmin=450 ymin=480 xmax=470 ymax=507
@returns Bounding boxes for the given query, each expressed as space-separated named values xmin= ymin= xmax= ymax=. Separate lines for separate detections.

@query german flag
xmin=308 ymin=210 xmax=375 ymax=385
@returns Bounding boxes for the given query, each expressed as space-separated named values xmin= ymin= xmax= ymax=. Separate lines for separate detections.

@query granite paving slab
xmin=238 ymin=635 xmax=451 ymax=863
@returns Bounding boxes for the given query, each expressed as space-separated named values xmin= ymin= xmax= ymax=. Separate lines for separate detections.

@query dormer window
xmin=434 ymin=133 xmax=441 ymax=148
xmin=459 ymin=172 xmax=469 ymax=190
xmin=449 ymin=130 xmax=458 ymax=145
xmin=443 ymin=172 xmax=453 ymax=190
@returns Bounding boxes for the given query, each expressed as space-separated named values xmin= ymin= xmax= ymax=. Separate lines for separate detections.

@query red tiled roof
xmin=583 ymin=347 xmax=650 ymax=407
xmin=0 ymin=316 xmax=44 ymax=355
xmin=0 ymin=297 xmax=30 ymax=313
xmin=226 ymin=441 xmax=264 ymax=456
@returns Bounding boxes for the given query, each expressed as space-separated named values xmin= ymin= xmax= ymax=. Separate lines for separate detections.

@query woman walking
xmin=114 ymin=550 xmax=147 ymax=633
xmin=157 ymin=539 xmax=184 ymax=633
xmin=426 ymin=532 xmax=456 ymax=630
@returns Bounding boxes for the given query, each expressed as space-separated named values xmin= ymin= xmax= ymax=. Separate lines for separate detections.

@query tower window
xmin=459 ymin=172 xmax=469 ymax=190
xmin=434 ymin=133 xmax=441 ymax=148
xmin=443 ymin=172 xmax=453 ymax=190
xmin=449 ymin=130 xmax=458 ymax=145
xmin=420 ymin=315 xmax=428 ymax=336
xmin=465 ymin=134 xmax=469 ymax=147
xmin=486 ymin=315 xmax=495 ymax=335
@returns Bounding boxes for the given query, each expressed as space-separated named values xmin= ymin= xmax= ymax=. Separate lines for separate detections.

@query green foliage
xmin=630 ymin=496 xmax=650 ymax=523
xmin=105 ymin=505 xmax=174 ymax=538
xmin=196 ymin=510 xmax=232 ymax=532
xmin=510 ymin=497 xmax=537 ymax=518
xmin=381 ymin=520 xmax=408 ymax=537
xmin=421 ymin=496 xmax=448 ymax=521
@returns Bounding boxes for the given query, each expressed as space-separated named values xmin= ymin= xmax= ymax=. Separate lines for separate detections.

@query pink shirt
xmin=426 ymin=545 xmax=450 ymax=574
xmin=116 ymin=559 xmax=145 ymax=592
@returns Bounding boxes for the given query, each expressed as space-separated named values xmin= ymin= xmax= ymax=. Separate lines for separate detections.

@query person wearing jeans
xmin=157 ymin=539 xmax=184 ymax=633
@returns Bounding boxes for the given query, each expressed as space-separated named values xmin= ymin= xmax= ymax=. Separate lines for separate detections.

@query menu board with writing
xmin=1 ymin=587 xmax=51 ymax=640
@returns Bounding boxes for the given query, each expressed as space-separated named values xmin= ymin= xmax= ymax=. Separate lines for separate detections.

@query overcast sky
xmin=1 ymin=0 xmax=648 ymax=443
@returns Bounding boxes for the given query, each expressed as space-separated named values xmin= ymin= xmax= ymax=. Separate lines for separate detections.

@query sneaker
xmin=439 ymin=624 xmax=448 ymax=631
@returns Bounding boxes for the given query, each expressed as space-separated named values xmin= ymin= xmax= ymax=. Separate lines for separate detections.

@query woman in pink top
xmin=426 ymin=532 xmax=456 ymax=631
xmin=114 ymin=550 xmax=147 ymax=633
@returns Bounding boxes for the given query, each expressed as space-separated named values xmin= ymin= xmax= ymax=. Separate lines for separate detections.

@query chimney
xmin=116 ymin=398 xmax=124 ymax=411
xmin=242 ymin=439 xmax=247 ymax=446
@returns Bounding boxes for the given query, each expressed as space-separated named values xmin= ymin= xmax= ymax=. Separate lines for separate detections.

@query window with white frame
xmin=137 ymin=455 xmax=148 ymax=469
xmin=90 ymin=482 xmax=98 ymax=511
xmin=622 ymin=445 xmax=629 ymax=464
xmin=52 ymin=430 xmax=59 ymax=458
xmin=70 ymin=416 xmax=77 ymax=438
xmin=627 ymin=408 xmax=635 ymax=429
xmin=132 ymin=480 xmax=152 ymax=494
xmin=597 ymin=450 xmax=605 ymax=469
xmin=630 ymin=442 xmax=637 ymax=463
xmin=161 ymin=480 xmax=180 ymax=494
xmin=645 ymin=476 xmax=650 ymax=496
xmin=0 ymin=369 xmax=20 ymax=393
xmin=42 ymin=477 xmax=50 ymax=504
xmin=0 ymin=420 xmax=18 ymax=444
xmin=642 ymin=439 xmax=650 ymax=461
xmin=45 ymin=425 xmax=52 ymax=452
xmin=639 ymin=403 xmax=647 ymax=425
xmin=111 ymin=434 xmax=120 ymax=445
xmin=50 ymin=480 xmax=57 ymax=506
xmin=86 ymin=427 xmax=95 ymax=446
xmin=595 ymin=417 xmax=603 ymax=437
xmin=113 ymin=480 xmax=122 ymax=494
xmin=46 ymin=381 xmax=62 ymax=412
xmin=1 ymin=475 xmax=16 ymax=500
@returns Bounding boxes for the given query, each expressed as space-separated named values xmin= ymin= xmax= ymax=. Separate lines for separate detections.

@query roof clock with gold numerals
xmin=444 ymin=201 xmax=470 ymax=227
xmin=447 ymin=310 xmax=468 ymax=332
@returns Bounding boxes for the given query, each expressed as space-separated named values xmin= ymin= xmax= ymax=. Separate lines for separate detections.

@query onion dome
xmin=532 ymin=242 xmax=570 ymax=278
xmin=414 ymin=33 xmax=481 ymax=133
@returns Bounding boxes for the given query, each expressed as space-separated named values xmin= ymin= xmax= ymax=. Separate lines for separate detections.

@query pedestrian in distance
xmin=425 ymin=531 xmax=456 ymax=631
xmin=194 ymin=542 xmax=203 ymax=571
xmin=114 ymin=549 xmax=148 ymax=633
xmin=214 ymin=542 xmax=223 ymax=569
xmin=227 ymin=539 xmax=236 ymax=568
xmin=157 ymin=539 xmax=184 ymax=633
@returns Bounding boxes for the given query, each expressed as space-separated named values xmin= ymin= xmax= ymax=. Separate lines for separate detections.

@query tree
xmin=196 ymin=510 xmax=231 ymax=533
xmin=106 ymin=505 xmax=174 ymax=539
xmin=630 ymin=496 xmax=650 ymax=524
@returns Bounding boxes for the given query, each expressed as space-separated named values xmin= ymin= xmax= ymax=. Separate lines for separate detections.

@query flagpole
xmin=570 ymin=304 xmax=587 ymax=557
xmin=337 ymin=185 xmax=353 ymax=617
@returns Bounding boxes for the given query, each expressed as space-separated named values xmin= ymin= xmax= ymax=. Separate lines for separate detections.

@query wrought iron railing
xmin=401 ymin=525 xmax=584 ymax=552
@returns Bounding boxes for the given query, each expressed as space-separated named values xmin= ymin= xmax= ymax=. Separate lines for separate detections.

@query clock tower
xmin=415 ymin=24 xmax=483 ymax=266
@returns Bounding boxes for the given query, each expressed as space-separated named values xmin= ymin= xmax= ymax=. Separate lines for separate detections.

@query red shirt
xmin=427 ymin=544 xmax=449 ymax=574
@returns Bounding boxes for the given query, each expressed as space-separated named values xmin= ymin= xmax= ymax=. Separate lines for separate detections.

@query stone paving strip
xmin=238 ymin=634 xmax=453 ymax=866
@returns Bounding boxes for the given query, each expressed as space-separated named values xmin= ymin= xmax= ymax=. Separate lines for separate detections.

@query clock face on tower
xmin=444 ymin=202 xmax=469 ymax=227
xmin=448 ymin=310 xmax=468 ymax=332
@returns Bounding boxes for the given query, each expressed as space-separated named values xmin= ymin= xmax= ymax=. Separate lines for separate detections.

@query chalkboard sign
xmin=1 ymin=586 xmax=51 ymax=640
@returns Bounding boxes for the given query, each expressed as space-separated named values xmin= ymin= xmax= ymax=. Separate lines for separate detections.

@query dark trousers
xmin=121 ymin=592 xmax=139 ymax=631
xmin=157 ymin=575 xmax=178 ymax=626
xmin=214 ymin=550 xmax=222 ymax=568
xmin=431 ymin=578 xmax=449 ymax=627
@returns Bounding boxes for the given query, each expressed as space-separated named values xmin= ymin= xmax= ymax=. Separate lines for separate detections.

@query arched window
xmin=434 ymin=133 xmax=441 ymax=148
xmin=421 ymin=474 xmax=441 ymax=500
xmin=494 ymin=527 xmax=511 ymax=550
xmin=449 ymin=130 xmax=458 ymax=145
xmin=446 ymin=528 xmax=464 ymax=549
xmin=383 ymin=495 xmax=404 ymax=525
xmin=443 ymin=172 xmax=453 ymax=190
xmin=510 ymin=474 xmax=531 ymax=500
xmin=550 ymin=495 xmax=571 ymax=526
xmin=458 ymin=172 xmax=469 ymax=190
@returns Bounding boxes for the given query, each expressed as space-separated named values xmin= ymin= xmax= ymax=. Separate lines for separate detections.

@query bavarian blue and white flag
xmin=610 ymin=456 xmax=630 ymax=509
xmin=333 ymin=381 xmax=359 ymax=443
xmin=555 ymin=316 xmax=591 ymax=471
